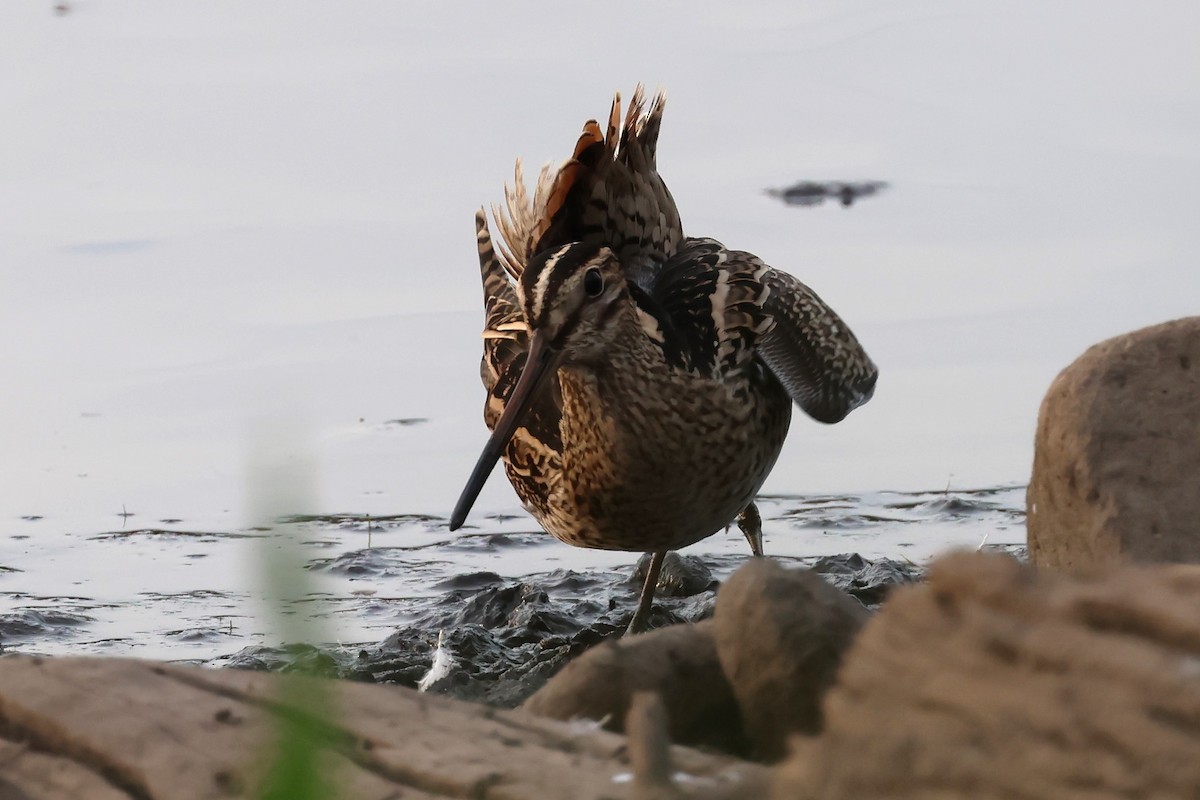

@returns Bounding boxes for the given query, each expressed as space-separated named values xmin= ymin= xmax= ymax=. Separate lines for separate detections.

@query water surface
xmin=1 ymin=1 xmax=1197 ymax=660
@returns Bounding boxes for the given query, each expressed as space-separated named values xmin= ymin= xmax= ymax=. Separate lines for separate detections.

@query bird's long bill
xmin=449 ymin=331 xmax=559 ymax=531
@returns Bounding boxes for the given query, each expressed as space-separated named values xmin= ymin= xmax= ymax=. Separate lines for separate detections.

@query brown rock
xmin=522 ymin=620 xmax=747 ymax=754
xmin=1028 ymin=316 xmax=1200 ymax=570
xmin=776 ymin=551 xmax=1200 ymax=799
xmin=713 ymin=559 xmax=868 ymax=762
xmin=0 ymin=654 xmax=767 ymax=799
xmin=0 ymin=738 xmax=131 ymax=800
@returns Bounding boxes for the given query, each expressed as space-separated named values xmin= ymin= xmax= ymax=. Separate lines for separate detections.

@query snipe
xmin=450 ymin=88 xmax=877 ymax=635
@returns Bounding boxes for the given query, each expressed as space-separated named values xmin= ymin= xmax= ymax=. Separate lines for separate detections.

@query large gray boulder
xmin=1028 ymin=316 xmax=1200 ymax=570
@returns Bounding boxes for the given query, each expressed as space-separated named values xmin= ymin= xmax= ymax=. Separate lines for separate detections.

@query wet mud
xmin=218 ymin=549 xmax=980 ymax=708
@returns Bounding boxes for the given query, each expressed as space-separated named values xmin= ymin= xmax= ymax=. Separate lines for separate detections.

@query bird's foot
xmin=737 ymin=502 xmax=764 ymax=557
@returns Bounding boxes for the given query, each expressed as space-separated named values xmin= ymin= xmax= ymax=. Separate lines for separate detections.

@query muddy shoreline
xmin=3 ymin=486 xmax=1027 ymax=691
xmin=214 ymin=547 xmax=1026 ymax=708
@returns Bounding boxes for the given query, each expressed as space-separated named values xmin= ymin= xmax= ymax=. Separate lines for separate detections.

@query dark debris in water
xmin=766 ymin=180 xmax=889 ymax=208
xmin=281 ymin=512 xmax=441 ymax=530
xmin=309 ymin=547 xmax=411 ymax=577
xmin=88 ymin=528 xmax=260 ymax=541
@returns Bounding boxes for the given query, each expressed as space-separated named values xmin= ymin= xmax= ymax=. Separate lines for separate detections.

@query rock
xmin=0 ymin=737 xmax=130 ymax=800
xmin=809 ymin=553 xmax=921 ymax=608
xmin=0 ymin=654 xmax=766 ymax=799
xmin=522 ymin=620 xmax=747 ymax=754
xmin=633 ymin=552 xmax=715 ymax=597
xmin=1028 ymin=316 xmax=1200 ymax=570
xmin=713 ymin=559 xmax=868 ymax=762
xmin=776 ymin=551 xmax=1200 ymax=799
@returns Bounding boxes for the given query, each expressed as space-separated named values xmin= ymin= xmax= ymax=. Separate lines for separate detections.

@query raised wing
xmin=648 ymin=237 xmax=877 ymax=423
xmin=647 ymin=238 xmax=773 ymax=378
xmin=756 ymin=267 xmax=878 ymax=423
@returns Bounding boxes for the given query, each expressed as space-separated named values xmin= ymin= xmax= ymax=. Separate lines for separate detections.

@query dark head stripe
xmin=521 ymin=242 xmax=606 ymax=326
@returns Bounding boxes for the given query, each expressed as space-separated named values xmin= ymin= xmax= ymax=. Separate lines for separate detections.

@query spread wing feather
xmin=756 ymin=268 xmax=878 ymax=423
xmin=476 ymin=88 xmax=876 ymax=446
xmin=648 ymin=238 xmax=876 ymax=422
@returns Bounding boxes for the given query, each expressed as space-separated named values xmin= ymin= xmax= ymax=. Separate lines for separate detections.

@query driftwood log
xmin=0 ymin=655 xmax=765 ymax=799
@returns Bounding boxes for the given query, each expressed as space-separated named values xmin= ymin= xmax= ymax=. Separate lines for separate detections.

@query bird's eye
xmin=583 ymin=267 xmax=604 ymax=297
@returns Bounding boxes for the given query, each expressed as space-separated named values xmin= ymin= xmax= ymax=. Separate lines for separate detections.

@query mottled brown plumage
xmin=452 ymin=87 xmax=877 ymax=633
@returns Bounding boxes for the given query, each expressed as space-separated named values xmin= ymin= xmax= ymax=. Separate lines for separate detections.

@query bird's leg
xmin=737 ymin=502 xmax=764 ymax=556
xmin=626 ymin=550 xmax=666 ymax=637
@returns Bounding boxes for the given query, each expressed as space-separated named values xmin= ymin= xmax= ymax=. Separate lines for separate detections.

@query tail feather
xmin=604 ymin=93 xmax=620 ymax=150
xmin=489 ymin=85 xmax=682 ymax=289
xmin=476 ymin=210 xmax=526 ymax=400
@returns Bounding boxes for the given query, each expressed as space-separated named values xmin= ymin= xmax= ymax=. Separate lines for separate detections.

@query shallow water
xmin=1 ymin=2 xmax=1198 ymax=662
xmin=1 ymin=486 xmax=1024 ymax=662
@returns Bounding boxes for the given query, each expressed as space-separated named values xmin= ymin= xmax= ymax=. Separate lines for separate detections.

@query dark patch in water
xmin=443 ymin=532 xmax=549 ymax=552
xmin=484 ymin=512 xmax=526 ymax=522
xmin=383 ymin=418 xmax=428 ymax=427
xmin=309 ymin=548 xmax=407 ymax=577
xmin=887 ymin=495 xmax=996 ymax=515
xmin=20 ymin=515 xmax=43 ymax=522
xmin=166 ymin=628 xmax=236 ymax=643
xmin=76 ymin=637 xmax=136 ymax=650
xmin=0 ymin=609 xmax=95 ymax=643
xmin=766 ymin=180 xmax=888 ymax=207
xmin=781 ymin=510 xmax=907 ymax=529
xmin=89 ymin=528 xmax=259 ymax=541
xmin=281 ymin=512 xmax=440 ymax=530
xmin=138 ymin=589 xmax=231 ymax=601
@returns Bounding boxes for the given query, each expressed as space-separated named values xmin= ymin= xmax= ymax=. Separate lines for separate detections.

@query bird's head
xmin=450 ymin=242 xmax=627 ymax=530
xmin=517 ymin=242 xmax=627 ymax=363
